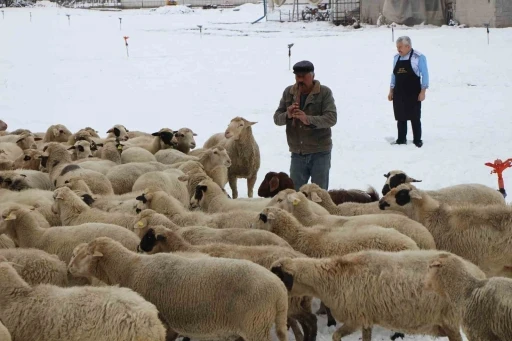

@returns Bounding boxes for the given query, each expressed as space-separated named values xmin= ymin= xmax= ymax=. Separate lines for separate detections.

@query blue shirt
xmin=390 ymin=50 xmax=429 ymax=89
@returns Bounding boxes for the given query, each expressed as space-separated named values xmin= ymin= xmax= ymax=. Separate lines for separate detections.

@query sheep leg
xmin=228 ymin=174 xmax=238 ymax=199
xmin=247 ymin=174 xmax=257 ymax=198
xmin=299 ymin=312 xmax=317 ymax=341
xmin=362 ymin=327 xmax=372 ymax=341
xmin=440 ymin=325 xmax=463 ymax=341
xmin=288 ymin=318 xmax=304 ymax=341
xmin=390 ymin=332 xmax=405 ymax=340
xmin=332 ymin=323 xmax=358 ymax=341
xmin=316 ymin=301 xmax=327 ymax=315
xmin=325 ymin=306 xmax=336 ymax=327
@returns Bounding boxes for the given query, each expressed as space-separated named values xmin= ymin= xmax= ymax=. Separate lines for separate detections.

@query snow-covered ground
xmin=2 ymin=2 xmax=512 ymax=339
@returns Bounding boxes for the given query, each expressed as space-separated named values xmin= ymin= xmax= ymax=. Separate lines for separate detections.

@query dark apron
xmin=392 ymin=49 xmax=421 ymax=121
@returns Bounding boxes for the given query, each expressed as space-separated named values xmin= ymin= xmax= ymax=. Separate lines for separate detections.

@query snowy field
xmin=1 ymin=2 xmax=512 ymax=340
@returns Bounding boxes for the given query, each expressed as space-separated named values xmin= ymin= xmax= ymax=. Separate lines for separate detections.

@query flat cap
xmin=293 ymin=60 xmax=314 ymax=74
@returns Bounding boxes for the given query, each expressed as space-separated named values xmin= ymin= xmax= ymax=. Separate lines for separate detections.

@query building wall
xmin=454 ymin=0 xmax=496 ymax=27
xmin=495 ymin=0 xmax=512 ymax=27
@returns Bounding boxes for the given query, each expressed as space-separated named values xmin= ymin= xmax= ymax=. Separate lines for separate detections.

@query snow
xmin=1 ymin=3 xmax=512 ymax=340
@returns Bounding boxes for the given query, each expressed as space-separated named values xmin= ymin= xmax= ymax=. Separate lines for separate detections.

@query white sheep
xmin=0 ymin=142 xmax=23 ymax=162
xmin=270 ymin=249 xmax=486 ymax=341
xmin=132 ymin=169 xmax=189 ymax=208
xmin=155 ymin=148 xmax=199 ymax=165
xmin=269 ymin=189 xmax=435 ymax=249
xmin=67 ymin=140 xmax=94 ymax=160
xmin=0 ymin=188 xmax=61 ymax=226
xmin=0 ymin=259 xmax=166 ymax=341
xmin=97 ymin=137 xmax=123 ymax=164
xmin=299 ymin=183 xmax=405 ymax=216
xmin=135 ymin=189 xmax=258 ymax=229
xmin=204 ymin=117 xmax=260 ymax=198
xmin=0 ymin=320 xmax=11 ymax=341
xmin=0 ymin=169 xmax=54 ymax=191
xmin=138 ymin=225 xmax=317 ymax=341
xmin=254 ymin=207 xmax=419 ymax=258
xmin=121 ymin=146 xmax=157 ymax=163
xmin=73 ymin=157 xmax=119 ymax=175
xmin=106 ymin=161 xmax=176 ymax=194
xmin=69 ymin=236 xmax=289 ymax=341
xmin=382 ymin=169 xmax=506 ymax=205
xmin=122 ymin=128 xmax=177 ymax=154
xmin=41 ymin=142 xmax=114 ymax=195
xmin=134 ymin=208 xmax=292 ymax=248
xmin=0 ymin=235 xmax=15 ymax=249
xmin=0 ymin=248 xmax=68 ymax=286
xmin=106 ymin=124 xmax=130 ymax=141
xmin=379 ymin=183 xmax=512 ymax=277
xmin=42 ymin=124 xmax=72 ymax=143
xmin=52 ymin=186 xmax=140 ymax=231
xmin=425 ymin=252 xmax=512 ymax=341
xmin=11 ymin=148 xmax=44 ymax=170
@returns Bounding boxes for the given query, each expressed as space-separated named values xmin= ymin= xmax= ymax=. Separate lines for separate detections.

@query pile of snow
xmin=150 ymin=5 xmax=195 ymax=14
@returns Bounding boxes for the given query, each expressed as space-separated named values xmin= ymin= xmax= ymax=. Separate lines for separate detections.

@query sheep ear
xmin=151 ymin=132 xmax=161 ymax=137
xmin=106 ymin=128 xmax=113 ymax=133
xmin=192 ymin=133 xmax=198 ymax=136
xmin=269 ymin=176 xmax=280 ymax=192
xmin=34 ymin=137 xmax=43 ymax=141
xmin=19 ymin=174 xmax=27 ymax=178
xmin=384 ymin=173 xmax=390 ymax=178
xmin=270 ymin=264 xmax=294 ymax=291
xmin=92 ymin=251 xmax=103 ymax=258
xmin=247 ymin=121 xmax=257 ymax=126
xmin=4 ymin=212 xmax=17 ymax=221
xmin=311 ymin=192 xmax=322 ymax=203
xmin=408 ymin=189 xmax=422 ymax=200
xmin=68 ymin=146 xmax=76 ymax=150
xmin=15 ymin=138 xmax=24 ymax=144
xmin=429 ymin=260 xmax=441 ymax=268
xmin=287 ymin=193 xmax=301 ymax=206
xmin=55 ymin=192 xmax=65 ymax=200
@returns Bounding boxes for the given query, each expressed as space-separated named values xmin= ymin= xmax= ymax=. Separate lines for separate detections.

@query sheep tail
xmin=275 ymin=295 xmax=289 ymax=341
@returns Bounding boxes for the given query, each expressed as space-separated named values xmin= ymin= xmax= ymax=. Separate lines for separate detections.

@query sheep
xmin=0 ymin=154 xmax=13 ymax=170
xmin=0 ymin=248 xmax=68 ymax=286
xmin=12 ymin=148 xmax=44 ymax=170
xmin=132 ymin=169 xmax=190 ymax=208
xmin=66 ymin=128 xmax=95 ymax=146
xmin=0 ymin=205 xmax=141 ymax=266
xmin=382 ymin=169 xmax=506 ymax=205
xmin=122 ymin=128 xmax=177 ymax=154
xmin=299 ymin=183 xmax=405 ymax=216
xmin=73 ymin=158 xmax=119 ymax=175
xmin=204 ymin=117 xmax=260 ymax=198
xmin=0 ymin=320 xmax=11 ymax=341
xmin=0 ymin=170 xmax=53 ymax=191
xmin=139 ymin=225 xmax=317 ymax=341
xmin=63 ymin=177 xmax=141 ymax=214
xmin=268 ymin=189 xmax=435 ymax=249
xmin=155 ymin=148 xmax=199 ymax=165
xmin=255 ymin=207 xmax=419 ymax=258
xmin=0 ymin=235 xmax=15 ymax=249
xmin=270 ymin=249 xmax=486 ymax=341
xmin=0 ymin=260 xmax=166 ymax=341
xmin=0 ymin=189 xmax=61 ymax=226
xmin=106 ymin=124 xmax=130 ymax=141
xmin=121 ymin=146 xmax=157 ymax=163
xmin=40 ymin=142 xmax=114 ymax=195
xmin=134 ymin=208 xmax=292 ymax=248
xmin=0 ymin=132 xmax=41 ymax=151
xmin=425 ymin=252 xmax=512 ymax=341
xmin=106 ymin=161 xmax=176 ymax=195
xmin=94 ymin=137 xmax=122 ymax=164
xmin=42 ymin=124 xmax=72 ymax=143
xmin=379 ymin=183 xmax=512 ymax=277
xmin=135 ymin=189 xmax=258 ymax=229
xmin=258 ymin=172 xmax=379 ymax=205
xmin=68 ymin=236 xmax=290 ymax=341
xmin=0 ymin=119 xmax=6 ymax=131
xmin=68 ymin=140 xmax=94 ymax=160
xmin=0 ymin=142 xmax=22 ymax=161
xmin=51 ymin=186 xmax=141 ymax=231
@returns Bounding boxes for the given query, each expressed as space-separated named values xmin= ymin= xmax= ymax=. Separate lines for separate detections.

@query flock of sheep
xmin=0 ymin=117 xmax=511 ymax=341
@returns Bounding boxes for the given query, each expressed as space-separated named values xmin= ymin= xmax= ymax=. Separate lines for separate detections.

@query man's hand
xmin=387 ymin=89 xmax=393 ymax=101
xmin=418 ymin=90 xmax=426 ymax=102
xmin=292 ymin=109 xmax=310 ymax=125
xmin=287 ymin=103 xmax=299 ymax=118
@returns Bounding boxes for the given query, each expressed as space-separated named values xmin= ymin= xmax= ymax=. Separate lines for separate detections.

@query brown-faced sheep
xmin=425 ymin=253 xmax=512 ymax=341
xmin=270 ymin=249 xmax=486 ymax=341
xmin=382 ymin=170 xmax=506 ymax=205
xmin=138 ymin=225 xmax=317 ymax=341
xmin=379 ymin=183 xmax=512 ymax=277
xmin=204 ymin=117 xmax=260 ymax=199
xmin=0 ymin=120 xmax=7 ymax=131
xmin=69 ymin=237 xmax=290 ymax=341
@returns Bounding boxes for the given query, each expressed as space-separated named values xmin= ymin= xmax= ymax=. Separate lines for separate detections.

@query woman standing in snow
xmin=388 ymin=36 xmax=429 ymax=148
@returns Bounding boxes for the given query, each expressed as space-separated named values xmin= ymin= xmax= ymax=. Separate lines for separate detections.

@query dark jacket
xmin=273 ymin=80 xmax=337 ymax=154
